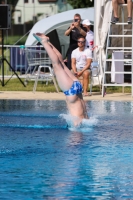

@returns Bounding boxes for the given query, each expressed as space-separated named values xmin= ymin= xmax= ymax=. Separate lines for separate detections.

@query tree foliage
xmin=67 ymin=0 xmax=94 ymax=9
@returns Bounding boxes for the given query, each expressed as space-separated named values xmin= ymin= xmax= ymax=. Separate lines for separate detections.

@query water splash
xmin=59 ymin=114 xmax=98 ymax=132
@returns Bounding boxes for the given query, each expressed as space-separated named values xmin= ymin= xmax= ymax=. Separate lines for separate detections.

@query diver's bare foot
xmin=36 ymin=33 xmax=49 ymax=41
xmin=33 ymin=33 xmax=49 ymax=43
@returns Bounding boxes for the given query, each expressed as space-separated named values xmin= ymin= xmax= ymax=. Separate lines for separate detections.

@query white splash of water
xmin=59 ymin=113 xmax=98 ymax=132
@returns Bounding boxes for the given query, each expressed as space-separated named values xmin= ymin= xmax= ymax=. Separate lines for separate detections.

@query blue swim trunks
xmin=64 ymin=81 xmax=82 ymax=96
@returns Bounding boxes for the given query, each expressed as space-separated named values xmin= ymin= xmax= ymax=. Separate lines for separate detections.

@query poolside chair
xmin=90 ymin=61 xmax=101 ymax=95
xmin=33 ymin=60 xmax=59 ymax=93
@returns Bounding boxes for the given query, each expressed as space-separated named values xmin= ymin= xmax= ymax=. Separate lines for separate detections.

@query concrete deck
xmin=0 ymin=91 xmax=133 ymax=101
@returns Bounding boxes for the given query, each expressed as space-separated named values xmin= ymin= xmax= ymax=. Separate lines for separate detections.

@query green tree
xmin=67 ymin=0 xmax=94 ymax=9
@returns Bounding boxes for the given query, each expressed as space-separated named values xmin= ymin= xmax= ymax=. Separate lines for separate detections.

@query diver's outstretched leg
xmin=47 ymin=41 xmax=77 ymax=81
xmin=33 ymin=33 xmax=76 ymax=92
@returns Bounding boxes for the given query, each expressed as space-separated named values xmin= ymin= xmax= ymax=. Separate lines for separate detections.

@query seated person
xmin=111 ymin=0 xmax=133 ymax=24
xmin=71 ymin=36 xmax=92 ymax=96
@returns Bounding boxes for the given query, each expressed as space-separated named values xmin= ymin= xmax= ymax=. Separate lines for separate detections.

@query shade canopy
xmin=25 ymin=7 xmax=94 ymax=45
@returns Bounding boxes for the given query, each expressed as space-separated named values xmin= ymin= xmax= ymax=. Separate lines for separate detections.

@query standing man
xmin=71 ymin=36 xmax=92 ymax=97
xmin=82 ymin=19 xmax=94 ymax=51
xmin=111 ymin=0 xmax=132 ymax=24
xmin=64 ymin=13 xmax=87 ymax=70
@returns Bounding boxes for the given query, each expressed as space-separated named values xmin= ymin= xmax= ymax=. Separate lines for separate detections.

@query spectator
xmin=71 ymin=36 xmax=92 ymax=96
xmin=64 ymin=13 xmax=87 ymax=70
xmin=82 ymin=19 xmax=94 ymax=51
xmin=111 ymin=0 xmax=132 ymax=24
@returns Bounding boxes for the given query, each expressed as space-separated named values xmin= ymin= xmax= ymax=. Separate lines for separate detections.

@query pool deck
xmin=0 ymin=91 xmax=133 ymax=101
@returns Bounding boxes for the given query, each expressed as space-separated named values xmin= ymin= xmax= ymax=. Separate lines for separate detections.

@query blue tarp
xmin=10 ymin=47 xmax=28 ymax=74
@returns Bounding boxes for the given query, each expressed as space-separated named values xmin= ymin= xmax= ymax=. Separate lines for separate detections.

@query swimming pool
xmin=0 ymin=100 xmax=133 ymax=199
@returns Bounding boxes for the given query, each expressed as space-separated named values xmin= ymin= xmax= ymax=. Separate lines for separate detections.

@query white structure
xmin=91 ymin=0 xmax=112 ymax=87
xmin=94 ymin=1 xmax=133 ymax=97
xmin=25 ymin=7 xmax=94 ymax=57
xmin=13 ymin=0 xmax=73 ymax=24
xmin=94 ymin=0 xmax=112 ymax=67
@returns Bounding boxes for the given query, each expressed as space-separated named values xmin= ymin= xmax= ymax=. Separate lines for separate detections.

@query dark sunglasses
xmin=74 ymin=19 xmax=79 ymax=22
xmin=77 ymin=41 xmax=85 ymax=44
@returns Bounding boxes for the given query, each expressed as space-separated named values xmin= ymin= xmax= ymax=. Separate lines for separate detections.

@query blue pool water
xmin=0 ymin=100 xmax=133 ymax=200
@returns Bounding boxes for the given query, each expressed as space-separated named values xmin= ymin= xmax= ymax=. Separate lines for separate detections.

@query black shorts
xmin=125 ymin=0 xmax=127 ymax=3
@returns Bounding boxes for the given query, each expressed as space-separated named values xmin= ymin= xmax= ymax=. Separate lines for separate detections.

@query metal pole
xmin=1 ymin=1 xmax=6 ymax=86
xmin=23 ymin=1 xmax=26 ymax=34
xmin=65 ymin=0 xmax=67 ymax=11
xmin=1 ymin=29 xmax=4 ymax=86
xmin=94 ymin=0 xmax=96 ymax=60
xmin=33 ymin=0 xmax=35 ymax=24
xmin=121 ymin=6 xmax=124 ymax=48
xmin=121 ymin=5 xmax=124 ymax=93
xmin=131 ymin=23 xmax=133 ymax=97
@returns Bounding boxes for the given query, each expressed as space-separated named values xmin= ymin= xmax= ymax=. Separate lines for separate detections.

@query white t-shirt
xmin=71 ymin=47 xmax=92 ymax=70
xmin=85 ymin=30 xmax=94 ymax=50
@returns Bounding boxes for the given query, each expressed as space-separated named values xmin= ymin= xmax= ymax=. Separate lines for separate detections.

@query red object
xmin=90 ymin=41 xmax=94 ymax=46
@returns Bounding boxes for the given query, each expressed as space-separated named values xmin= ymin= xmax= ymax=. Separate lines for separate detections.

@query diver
xmin=33 ymin=33 xmax=88 ymax=126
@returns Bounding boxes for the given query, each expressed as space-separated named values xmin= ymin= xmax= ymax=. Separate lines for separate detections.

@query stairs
xmin=102 ymin=4 xmax=133 ymax=97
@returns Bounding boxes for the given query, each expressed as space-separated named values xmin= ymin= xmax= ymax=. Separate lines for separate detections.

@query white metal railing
xmin=102 ymin=4 xmax=133 ymax=97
